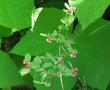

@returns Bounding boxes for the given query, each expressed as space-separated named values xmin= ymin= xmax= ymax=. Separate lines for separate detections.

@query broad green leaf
xmin=0 ymin=26 xmax=11 ymax=37
xmin=0 ymin=51 xmax=23 ymax=88
xmin=22 ymin=74 xmax=33 ymax=88
xmin=75 ymin=0 xmax=110 ymax=30
xmin=42 ymin=1 xmax=65 ymax=9
xmin=11 ymin=8 xmax=65 ymax=56
xmin=74 ymin=19 xmax=110 ymax=90
xmin=0 ymin=0 xmax=34 ymax=30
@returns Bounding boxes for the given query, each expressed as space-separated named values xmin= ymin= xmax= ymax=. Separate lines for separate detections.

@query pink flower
xmin=46 ymin=36 xmax=53 ymax=43
xmin=64 ymin=3 xmax=76 ymax=13
xmin=25 ymin=63 xmax=30 ymax=69
xmin=70 ymin=51 xmax=77 ymax=58
xmin=23 ymin=60 xmax=30 ymax=69
xmin=72 ymin=68 xmax=78 ymax=77
xmin=56 ymin=60 xmax=64 ymax=65
xmin=68 ymin=7 xmax=76 ymax=13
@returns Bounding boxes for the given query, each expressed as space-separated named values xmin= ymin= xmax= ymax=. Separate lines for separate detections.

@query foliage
xmin=74 ymin=19 xmax=110 ymax=90
xmin=0 ymin=0 xmax=34 ymax=30
xmin=0 ymin=51 xmax=23 ymax=87
xmin=0 ymin=0 xmax=110 ymax=90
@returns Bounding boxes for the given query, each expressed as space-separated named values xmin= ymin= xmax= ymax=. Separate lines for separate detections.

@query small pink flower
xmin=23 ymin=60 xmax=30 ymax=70
xmin=72 ymin=68 xmax=78 ymax=77
xmin=64 ymin=3 xmax=76 ymax=13
xmin=46 ymin=36 xmax=53 ymax=43
xmin=70 ymin=51 xmax=77 ymax=58
xmin=25 ymin=63 xmax=30 ymax=69
xmin=68 ymin=7 xmax=76 ymax=13
xmin=56 ymin=60 xmax=64 ymax=65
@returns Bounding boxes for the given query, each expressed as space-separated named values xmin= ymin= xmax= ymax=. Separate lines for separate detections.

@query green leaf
xmin=22 ymin=74 xmax=33 ymax=88
xmin=33 ymin=56 xmax=42 ymax=64
xmin=45 ymin=53 xmax=57 ymax=63
xmin=58 ymin=64 xmax=66 ymax=72
xmin=41 ymin=73 xmax=47 ymax=82
xmin=42 ymin=1 xmax=65 ymax=9
xmin=33 ymin=77 xmax=76 ymax=90
xmin=25 ymin=53 xmax=31 ymax=61
xmin=11 ymin=8 xmax=65 ymax=56
xmin=31 ymin=70 xmax=76 ymax=89
xmin=31 ymin=57 xmax=42 ymax=71
xmin=74 ymin=19 xmax=110 ymax=90
xmin=42 ymin=62 xmax=53 ymax=68
xmin=0 ymin=51 xmax=23 ymax=88
xmin=69 ymin=0 xmax=84 ymax=6
xmin=0 ymin=0 xmax=34 ymax=29
xmin=31 ymin=63 xmax=41 ymax=70
xmin=65 ymin=68 xmax=72 ymax=76
xmin=75 ymin=0 xmax=110 ymax=29
xmin=0 ymin=26 xmax=11 ymax=37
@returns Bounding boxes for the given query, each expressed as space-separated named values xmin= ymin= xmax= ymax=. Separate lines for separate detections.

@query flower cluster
xmin=23 ymin=1 xmax=78 ymax=89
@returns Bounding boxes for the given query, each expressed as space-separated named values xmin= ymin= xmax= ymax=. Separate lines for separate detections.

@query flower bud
xmin=25 ymin=63 xmax=30 ymax=69
xmin=46 ymin=36 xmax=53 ymax=43
xmin=72 ymin=68 xmax=78 ymax=77
xmin=70 ymin=51 xmax=77 ymax=58
xmin=68 ymin=7 xmax=76 ymax=13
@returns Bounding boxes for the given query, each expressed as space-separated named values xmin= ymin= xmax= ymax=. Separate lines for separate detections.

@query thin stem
xmin=59 ymin=43 xmax=61 ymax=56
xmin=58 ymin=34 xmax=61 ymax=56
xmin=51 ymin=78 xmax=54 ymax=90
xmin=83 ymin=76 xmax=87 ymax=90
xmin=60 ymin=73 xmax=64 ymax=90
xmin=58 ymin=29 xmax=64 ymax=90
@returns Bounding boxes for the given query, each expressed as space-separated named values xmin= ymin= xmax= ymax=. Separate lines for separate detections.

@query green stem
xmin=58 ymin=33 xmax=61 ymax=56
xmin=59 ymin=43 xmax=61 ymax=56
xmin=60 ymin=73 xmax=64 ymax=90
xmin=58 ymin=29 xmax=64 ymax=90
xmin=51 ymin=78 xmax=54 ymax=90
xmin=83 ymin=76 xmax=87 ymax=90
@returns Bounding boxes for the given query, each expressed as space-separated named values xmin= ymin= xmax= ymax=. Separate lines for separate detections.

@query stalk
xmin=58 ymin=29 xmax=64 ymax=90
xmin=60 ymin=73 xmax=64 ymax=90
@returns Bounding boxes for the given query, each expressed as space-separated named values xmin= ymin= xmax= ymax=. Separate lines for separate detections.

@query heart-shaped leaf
xmin=11 ymin=8 xmax=65 ymax=56
xmin=74 ymin=19 xmax=110 ymax=90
